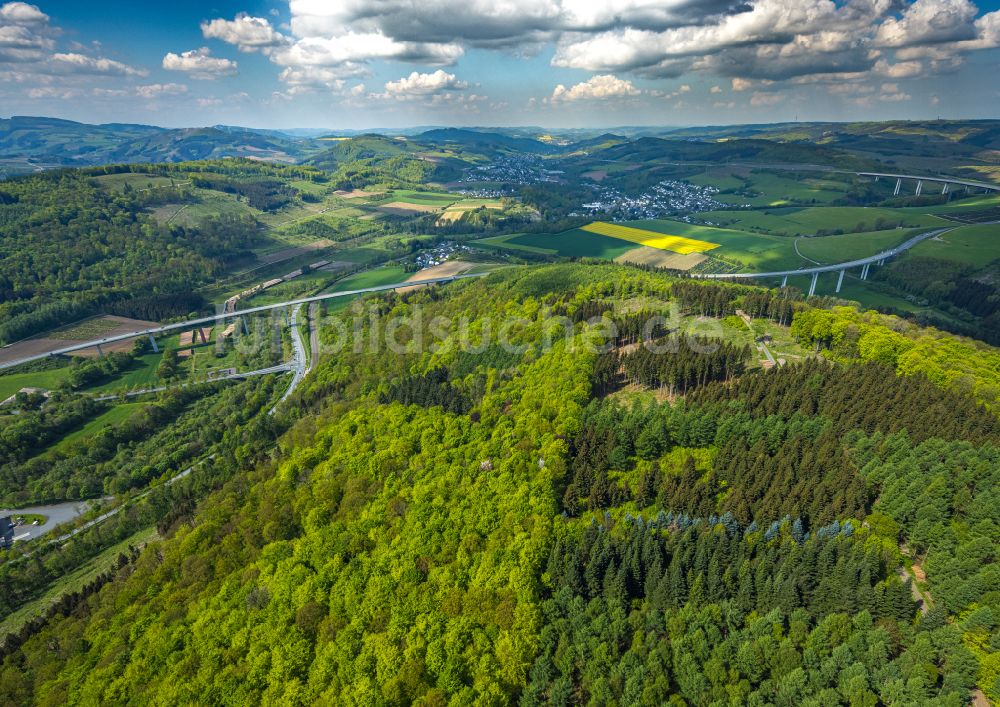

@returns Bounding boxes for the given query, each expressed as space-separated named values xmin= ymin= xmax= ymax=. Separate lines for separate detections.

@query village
xmin=576 ymin=179 xmax=744 ymax=221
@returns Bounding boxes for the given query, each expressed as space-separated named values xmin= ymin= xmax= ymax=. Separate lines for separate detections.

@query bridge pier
xmin=942 ymin=183 xmax=949 ymax=195
xmin=835 ymin=269 xmax=845 ymax=294
xmin=808 ymin=272 xmax=818 ymax=297
xmin=861 ymin=263 xmax=870 ymax=280
xmin=915 ymin=180 xmax=923 ymax=196
xmin=894 ymin=178 xmax=902 ymax=196
xmin=96 ymin=343 xmax=104 ymax=357
xmin=241 ymin=317 xmax=250 ymax=336
xmin=781 ymin=274 xmax=788 ymax=288
xmin=148 ymin=334 xmax=158 ymax=353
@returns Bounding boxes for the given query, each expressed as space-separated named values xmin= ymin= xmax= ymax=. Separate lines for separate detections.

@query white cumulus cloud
xmin=551 ymin=73 xmax=641 ymax=101
xmin=0 ymin=1 xmax=47 ymax=25
xmin=162 ymin=47 xmax=238 ymax=79
xmin=201 ymin=14 xmax=289 ymax=52
xmin=371 ymin=69 xmax=472 ymax=102
xmin=385 ymin=69 xmax=468 ymax=95
xmin=875 ymin=0 xmax=978 ymax=48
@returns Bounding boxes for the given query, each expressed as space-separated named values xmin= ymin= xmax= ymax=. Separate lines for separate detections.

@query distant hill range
xmin=658 ymin=120 xmax=1000 ymax=171
xmin=0 ymin=116 xmax=320 ymax=172
xmin=3 ymin=116 xmax=998 ymax=181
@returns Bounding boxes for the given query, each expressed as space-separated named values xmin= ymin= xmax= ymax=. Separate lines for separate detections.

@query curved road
xmin=698 ymin=226 xmax=953 ymax=280
xmin=270 ymin=303 xmax=306 ymax=414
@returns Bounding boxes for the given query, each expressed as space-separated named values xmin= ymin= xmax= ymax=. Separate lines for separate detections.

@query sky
xmin=1 ymin=0 xmax=999 ymax=130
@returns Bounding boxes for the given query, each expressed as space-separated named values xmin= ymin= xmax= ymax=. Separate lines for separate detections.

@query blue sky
xmin=2 ymin=0 xmax=999 ymax=129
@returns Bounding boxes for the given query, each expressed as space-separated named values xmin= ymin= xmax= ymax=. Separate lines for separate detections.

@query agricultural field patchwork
xmin=482 ymin=220 xmax=805 ymax=271
xmin=614 ymin=247 xmax=707 ymax=270
xmin=0 ymin=316 xmax=159 ymax=367
xmin=333 ymin=189 xmax=383 ymax=199
xmin=377 ymin=202 xmax=441 ymax=215
xmin=581 ymin=221 xmax=720 ymax=254
xmin=437 ymin=199 xmax=504 ymax=223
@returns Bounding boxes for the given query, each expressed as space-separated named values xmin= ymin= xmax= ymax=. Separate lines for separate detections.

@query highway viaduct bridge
xmin=0 ymin=273 xmax=486 ymax=372
xmin=857 ymin=172 xmax=1000 ymax=197
xmin=697 ymin=226 xmax=955 ymax=296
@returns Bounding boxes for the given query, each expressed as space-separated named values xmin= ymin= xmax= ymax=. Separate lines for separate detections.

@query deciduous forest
xmin=2 ymin=265 xmax=998 ymax=705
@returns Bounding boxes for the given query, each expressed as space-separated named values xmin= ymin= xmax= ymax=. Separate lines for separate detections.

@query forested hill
xmin=0 ymin=160 xmax=322 ymax=345
xmin=2 ymin=265 xmax=1000 ymax=704
xmin=0 ymin=116 xmax=317 ymax=169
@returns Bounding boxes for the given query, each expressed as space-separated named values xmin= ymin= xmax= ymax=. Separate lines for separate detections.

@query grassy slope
xmin=148 ymin=191 xmax=259 ymax=228
xmin=323 ymin=265 xmax=409 ymax=293
xmin=794 ymin=228 xmax=927 ymax=264
xmin=92 ymin=173 xmax=177 ymax=192
xmin=923 ymin=193 xmax=1000 ymax=214
xmin=507 ymin=230 xmax=639 ymax=259
xmin=381 ymin=189 xmax=458 ymax=206
xmin=48 ymin=402 xmax=149 ymax=455
xmin=907 ymin=223 xmax=1000 ymax=266
xmin=473 ymin=234 xmax=556 ymax=255
xmin=320 ymin=265 xmax=411 ymax=312
xmin=0 ymin=527 xmax=158 ymax=640
xmin=701 ymin=206 xmax=945 ymax=236
xmin=0 ymin=368 xmax=72 ymax=400
xmin=735 ymin=172 xmax=847 ymax=206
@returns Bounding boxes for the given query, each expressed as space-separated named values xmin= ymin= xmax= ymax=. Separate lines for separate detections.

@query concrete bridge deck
xmin=0 ymin=273 xmax=486 ymax=372
xmin=697 ymin=226 xmax=958 ymax=296
xmin=857 ymin=172 xmax=1000 ymax=192
xmin=699 ymin=227 xmax=951 ymax=281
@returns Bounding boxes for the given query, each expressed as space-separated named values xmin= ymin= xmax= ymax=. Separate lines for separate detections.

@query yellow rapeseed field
xmin=582 ymin=222 xmax=720 ymax=254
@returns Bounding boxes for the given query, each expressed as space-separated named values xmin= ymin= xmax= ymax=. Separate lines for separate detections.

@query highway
xmin=270 ymin=303 xmax=306 ymax=414
xmin=698 ymin=226 xmax=954 ymax=280
xmin=857 ymin=172 xmax=1000 ymax=192
xmin=307 ymin=303 xmax=320 ymax=375
xmin=0 ymin=272 xmax=486 ymax=371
